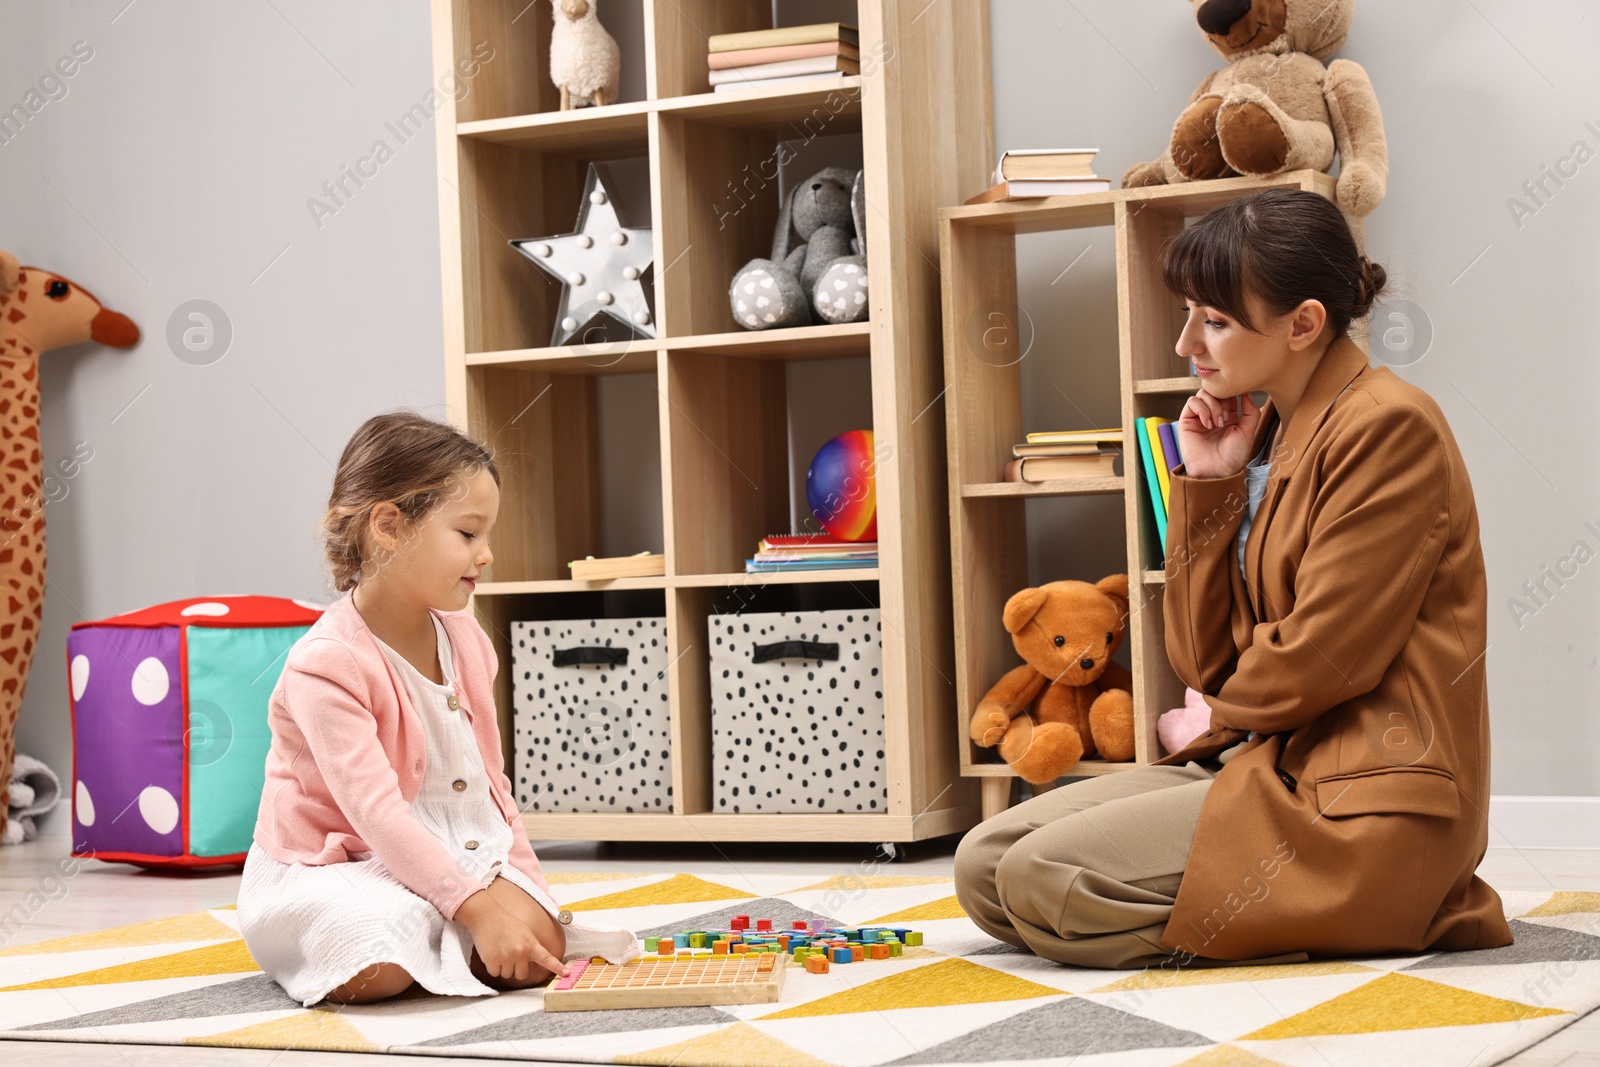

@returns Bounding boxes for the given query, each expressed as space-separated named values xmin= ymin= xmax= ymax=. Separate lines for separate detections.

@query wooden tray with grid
xmin=543 ymin=953 xmax=786 ymax=1011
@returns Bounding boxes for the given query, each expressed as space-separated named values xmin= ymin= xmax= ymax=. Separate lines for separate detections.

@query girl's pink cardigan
xmin=252 ymin=589 xmax=551 ymax=920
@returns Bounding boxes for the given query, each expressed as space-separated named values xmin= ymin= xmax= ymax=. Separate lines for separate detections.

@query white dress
xmin=238 ymin=610 xmax=638 ymax=1008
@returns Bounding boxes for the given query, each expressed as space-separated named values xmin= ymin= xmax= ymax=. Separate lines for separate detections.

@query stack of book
xmin=965 ymin=148 xmax=1111 ymax=205
xmin=1133 ymin=416 xmax=1185 ymax=556
xmin=746 ymin=533 xmax=878 ymax=574
xmin=1002 ymin=427 xmax=1123 ymax=483
xmin=707 ymin=23 xmax=860 ymax=93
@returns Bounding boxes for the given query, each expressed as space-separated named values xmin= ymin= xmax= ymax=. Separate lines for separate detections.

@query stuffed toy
xmin=0 ymin=249 xmax=139 ymax=844
xmin=1158 ymin=685 xmax=1212 ymax=757
xmin=551 ymin=0 xmax=620 ymax=110
xmin=1121 ymin=0 xmax=1388 ymax=220
xmin=729 ymin=167 xmax=869 ymax=330
xmin=969 ymin=575 xmax=1136 ymax=783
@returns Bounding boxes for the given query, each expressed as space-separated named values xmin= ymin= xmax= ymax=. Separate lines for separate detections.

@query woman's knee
xmin=325 ymin=961 xmax=414 ymax=1004
xmin=954 ymin=824 xmax=1004 ymax=896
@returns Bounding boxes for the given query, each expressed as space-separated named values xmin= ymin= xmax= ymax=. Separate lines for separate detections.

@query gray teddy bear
xmin=730 ymin=167 xmax=869 ymax=330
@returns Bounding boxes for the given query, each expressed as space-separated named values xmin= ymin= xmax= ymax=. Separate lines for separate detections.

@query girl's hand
xmin=1174 ymin=389 xmax=1262 ymax=480
xmin=457 ymin=892 xmax=569 ymax=982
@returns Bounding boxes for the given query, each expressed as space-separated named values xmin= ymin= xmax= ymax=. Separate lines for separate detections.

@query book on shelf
xmin=713 ymin=70 xmax=850 ymax=92
xmin=759 ymin=533 xmax=876 ymax=551
xmin=1134 ymin=417 xmax=1168 ymax=553
xmin=708 ymin=54 xmax=860 ymax=86
xmin=748 ymin=532 xmax=877 ymax=572
xmin=1012 ymin=440 xmax=1107 ymax=458
xmin=993 ymin=148 xmax=1100 ymax=182
xmin=708 ymin=22 xmax=858 ymax=53
xmin=1144 ymin=418 xmax=1172 ymax=513
xmin=1003 ymin=451 xmax=1120 ymax=483
xmin=1024 ymin=426 xmax=1122 ymax=445
xmin=708 ymin=40 xmax=860 ymax=70
xmin=1156 ymin=420 xmax=1184 ymax=474
xmin=745 ymin=557 xmax=877 ymax=573
xmin=568 ymin=552 xmax=666 ymax=581
xmin=964 ymin=177 xmax=1113 ymax=205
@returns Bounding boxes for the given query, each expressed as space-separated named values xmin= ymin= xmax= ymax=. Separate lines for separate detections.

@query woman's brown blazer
xmin=1151 ymin=333 xmax=1514 ymax=962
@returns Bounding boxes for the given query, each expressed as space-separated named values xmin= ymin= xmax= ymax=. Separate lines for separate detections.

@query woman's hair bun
xmin=1354 ymin=255 xmax=1388 ymax=318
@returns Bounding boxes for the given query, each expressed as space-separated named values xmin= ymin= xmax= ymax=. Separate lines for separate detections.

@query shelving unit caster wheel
xmin=873 ymin=842 xmax=908 ymax=863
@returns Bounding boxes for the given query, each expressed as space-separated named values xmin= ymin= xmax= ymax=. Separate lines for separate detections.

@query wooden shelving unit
xmin=430 ymin=0 xmax=993 ymax=844
xmin=939 ymin=169 xmax=1346 ymax=820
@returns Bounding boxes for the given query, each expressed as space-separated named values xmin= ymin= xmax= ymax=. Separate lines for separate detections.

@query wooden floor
xmin=2 ymin=835 xmax=1598 ymax=1066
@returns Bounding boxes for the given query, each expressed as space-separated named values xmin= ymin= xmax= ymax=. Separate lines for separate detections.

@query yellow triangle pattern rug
xmin=1 ymin=875 xmax=1597 ymax=1066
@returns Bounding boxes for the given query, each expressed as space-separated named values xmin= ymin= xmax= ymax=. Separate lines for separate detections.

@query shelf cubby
xmin=434 ymin=0 xmax=993 ymax=843
xmin=465 ymin=361 xmax=662 ymax=585
xmin=448 ymin=0 xmax=649 ymax=124
xmin=941 ymin=169 xmax=1346 ymax=819
xmin=453 ymin=136 xmax=652 ymax=355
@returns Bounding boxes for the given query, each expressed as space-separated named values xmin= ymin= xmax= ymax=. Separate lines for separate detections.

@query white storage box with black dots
xmin=709 ymin=607 xmax=885 ymax=814
xmin=510 ymin=618 xmax=673 ymax=813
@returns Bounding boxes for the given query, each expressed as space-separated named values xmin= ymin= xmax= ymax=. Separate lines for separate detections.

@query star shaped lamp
xmin=511 ymin=163 xmax=656 ymax=347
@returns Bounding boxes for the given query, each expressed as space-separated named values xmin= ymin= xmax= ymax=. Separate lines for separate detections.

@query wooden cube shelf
xmin=939 ymin=170 xmax=1346 ymax=820
xmin=431 ymin=0 xmax=993 ymax=844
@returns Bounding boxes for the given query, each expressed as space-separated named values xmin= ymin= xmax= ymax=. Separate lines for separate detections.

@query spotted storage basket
xmin=511 ymin=617 xmax=673 ymax=813
xmin=709 ymin=608 xmax=885 ymax=813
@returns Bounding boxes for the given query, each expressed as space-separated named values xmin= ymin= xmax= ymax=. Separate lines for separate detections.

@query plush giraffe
xmin=0 ymin=249 xmax=138 ymax=842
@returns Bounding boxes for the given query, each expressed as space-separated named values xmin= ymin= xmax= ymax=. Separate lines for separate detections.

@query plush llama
xmin=550 ymin=0 xmax=620 ymax=110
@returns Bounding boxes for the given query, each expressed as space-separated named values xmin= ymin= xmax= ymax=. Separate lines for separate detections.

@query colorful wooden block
xmin=805 ymin=955 xmax=830 ymax=974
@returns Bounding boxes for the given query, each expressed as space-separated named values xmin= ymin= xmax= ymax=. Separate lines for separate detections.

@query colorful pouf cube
xmin=68 ymin=595 xmax=323 ymax=869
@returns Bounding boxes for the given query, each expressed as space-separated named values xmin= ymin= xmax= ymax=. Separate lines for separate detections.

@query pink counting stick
xmin=552 ymin=958 xmax=589 ymax=991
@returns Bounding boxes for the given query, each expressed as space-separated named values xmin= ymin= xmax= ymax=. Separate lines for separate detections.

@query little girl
xmin=239 ymin=411 xmax=639 ymax=1006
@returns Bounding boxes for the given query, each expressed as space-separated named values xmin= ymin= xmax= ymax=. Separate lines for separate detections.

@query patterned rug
xmin=2 ymin=872 xmax=1598 ymax=1066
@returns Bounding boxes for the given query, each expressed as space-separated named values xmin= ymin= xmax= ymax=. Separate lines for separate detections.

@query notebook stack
xmin=965 ymin=148 xmax=1111 ymax=205
xmin=708 ymin=23 xmax=860 ymax=93
xmin=1002 ymin=427 xmax=1123 ymax=483
xmin=1133 ymin=417 xmax=1185 ymax=558
xmin=746 ymin=533 xmax=878 ymax=574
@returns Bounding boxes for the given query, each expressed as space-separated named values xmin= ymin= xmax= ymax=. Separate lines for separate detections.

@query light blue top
xmin=1218 ymin=416 xmax=1279 ymax=761
xmin=1235 ymin=417 xmax=1278 ymax=583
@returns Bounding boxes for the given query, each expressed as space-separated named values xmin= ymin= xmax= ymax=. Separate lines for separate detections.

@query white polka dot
xmin=131 ymin=658 xmax=170 ymax=706
xmin=138 ymin=786 xmax=179 ymax=835
xmin=71 ymin=654 xmax=90 ymax=701
xmin=75 ymin=780 xmax=95 ymax=826
xmin=180 ymin=602 xmax=231 ymax=617
xmin=292 ymin=599 xmax=326 ymax=612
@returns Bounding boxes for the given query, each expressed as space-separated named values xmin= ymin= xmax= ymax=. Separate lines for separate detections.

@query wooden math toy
xmin=544 ymin=952 xmax=786 ymax=1012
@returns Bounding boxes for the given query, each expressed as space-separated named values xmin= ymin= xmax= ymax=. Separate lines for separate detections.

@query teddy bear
xmin=1121 ymin=0 xmax=1388 ymax=221
xmin=969 ymin=575 xmax=1136 ymax=783
xmin=729 ymin=167 xmax=869 ymax=330
xmin=1158 ymin=685 xmax=1212 ymax=757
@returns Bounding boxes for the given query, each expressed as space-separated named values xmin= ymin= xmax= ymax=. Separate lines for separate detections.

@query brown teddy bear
xmin=1122 ymin=0 xmax=1388 ymax=221
xmin=969 ymin=575 xmax=1137 ymax=783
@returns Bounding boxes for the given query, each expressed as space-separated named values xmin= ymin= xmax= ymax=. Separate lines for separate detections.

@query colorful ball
xmin=806 ymin=430 xmax=877 ymax=541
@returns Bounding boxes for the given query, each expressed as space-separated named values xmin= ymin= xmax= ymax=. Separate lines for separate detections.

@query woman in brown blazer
xmin=954 ymin=189 xmax=1513 ymax=970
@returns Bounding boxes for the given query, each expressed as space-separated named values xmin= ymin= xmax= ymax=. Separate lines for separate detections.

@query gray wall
xmin=2 ymin=2 xmax=1593 ymax=842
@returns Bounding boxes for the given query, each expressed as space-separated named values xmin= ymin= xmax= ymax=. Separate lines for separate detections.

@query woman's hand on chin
xmin=1175 ymin=388 xmax=1261 ymax=479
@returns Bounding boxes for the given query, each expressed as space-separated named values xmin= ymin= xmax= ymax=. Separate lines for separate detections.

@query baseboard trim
xmin=1488 ymin=795 xmax=1600 ymax=849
